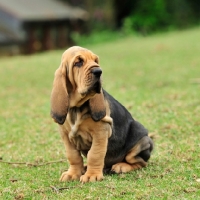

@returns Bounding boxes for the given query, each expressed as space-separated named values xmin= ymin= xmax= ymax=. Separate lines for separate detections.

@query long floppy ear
xmin=50 ymin=63 xmax=72 ymax=125
xmin=89 ymin=90 xmax=106 ymax=121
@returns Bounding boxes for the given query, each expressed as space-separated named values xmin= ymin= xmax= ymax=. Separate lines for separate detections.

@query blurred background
xmin=0 ymin=0 xmax=200 ymax=55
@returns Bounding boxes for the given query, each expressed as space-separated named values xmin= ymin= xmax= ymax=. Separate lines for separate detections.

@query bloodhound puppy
xmin=50 ymin=46 xmax=153 ymax=183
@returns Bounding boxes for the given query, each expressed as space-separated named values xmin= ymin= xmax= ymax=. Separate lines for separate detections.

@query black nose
xmin=91 ymin=68 xmax=102 ymax=78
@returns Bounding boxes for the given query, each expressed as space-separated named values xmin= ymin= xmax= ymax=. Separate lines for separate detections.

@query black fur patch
xmin=137 ymin=149 xmax=151 ymax=162
xmin=91 ymin=110 xmax=106 ymax=122
xmin=51 ymin=112 xmax=66 ymax=125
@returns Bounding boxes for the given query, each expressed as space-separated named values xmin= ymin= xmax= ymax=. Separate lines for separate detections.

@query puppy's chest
xmin=66 ymin=107 xmax=92 ymax=150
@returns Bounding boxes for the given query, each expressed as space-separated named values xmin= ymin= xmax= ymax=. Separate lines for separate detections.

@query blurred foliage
xmin=122 ymin=0 xmax=169 ymax=34
xmin=63 ymin=0 xmax=200 ymax=37
xmin=121 ymin=0 xmax=200 ymax=35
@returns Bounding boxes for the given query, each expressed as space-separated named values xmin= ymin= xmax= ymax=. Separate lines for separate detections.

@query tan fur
xmin=60 ymin=111 xmax=111 ymax=182
xmin=51 ymin=46 xmax=110 ymax=183
xmin=51 ymin=64 xmax=69 ymax=124
xmin=51 ymin=46 xmax=152 ymax=183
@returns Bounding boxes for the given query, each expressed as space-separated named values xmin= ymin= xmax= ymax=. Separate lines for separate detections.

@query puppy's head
xmin=67 ymin=46 xmax=102 ymax=95
xmin=50 ymin=46 xmax=106 ymax=124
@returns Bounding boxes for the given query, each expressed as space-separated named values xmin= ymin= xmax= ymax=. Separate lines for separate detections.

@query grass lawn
xmin=0 ymin=27 xmax=200 ymax=199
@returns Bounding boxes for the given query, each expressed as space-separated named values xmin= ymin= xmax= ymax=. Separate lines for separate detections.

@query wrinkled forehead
xmin=62 ymin=46 xmax=98 ymax=62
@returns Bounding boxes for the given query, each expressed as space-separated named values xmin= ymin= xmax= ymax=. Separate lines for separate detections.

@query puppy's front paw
xmin=60 ymin=168 xmax=84 ymax=182
xmin=80 ymin=172 xmax=104 ymax=183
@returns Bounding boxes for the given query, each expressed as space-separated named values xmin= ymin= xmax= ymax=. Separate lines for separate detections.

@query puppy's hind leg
xmin=111 ymin=136 xmax=153 ymax=173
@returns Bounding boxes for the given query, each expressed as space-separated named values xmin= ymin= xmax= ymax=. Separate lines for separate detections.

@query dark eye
xmin=74 ymin=58 xmax=84 ymax=67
